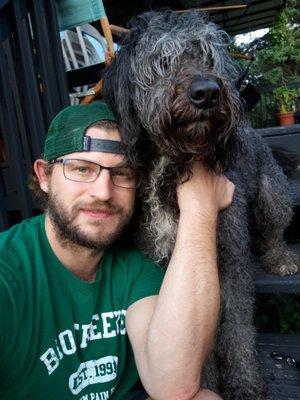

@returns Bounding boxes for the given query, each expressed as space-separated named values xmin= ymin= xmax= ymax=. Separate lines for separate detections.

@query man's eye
xmin=77 ymin=167 xmax=89 ymax=173
xmin=71 ymin=165 xmax=93 ymax=174
xmin=112 ymin=168 xmax=127 ymax=177
xmin=112 ymin=168 xmax=134 ymax=178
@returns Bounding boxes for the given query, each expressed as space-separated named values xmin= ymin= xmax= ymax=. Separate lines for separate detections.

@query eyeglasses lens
xmin=63 ymin=159 xmax=139 ymax=188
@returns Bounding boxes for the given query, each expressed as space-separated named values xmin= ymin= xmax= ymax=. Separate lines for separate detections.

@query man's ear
xmin=34 ymin=160 xmax=51 ymax=193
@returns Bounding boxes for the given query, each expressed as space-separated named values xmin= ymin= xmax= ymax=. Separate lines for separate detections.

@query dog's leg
xmin=253 ymin=140 xmax=299 ymax=276
xmin=202 ymin=351 xmax=220 ymax=393
xmin=214 ymin=179 xmax=267 ymax=400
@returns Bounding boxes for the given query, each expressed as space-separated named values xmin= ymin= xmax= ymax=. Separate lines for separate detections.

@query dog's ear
xmin=102 ymin=52 xmax=144 ymax=168
xmin=210 ymin=85 xmax=244 ymax=172
xmin=102 ymin=12 xmax=164 ymax=169
xmin=217 ymin=129 xmax=243 ymax=172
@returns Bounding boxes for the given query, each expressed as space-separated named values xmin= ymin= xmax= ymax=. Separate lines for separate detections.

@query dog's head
xmin=103 ymin=10 xmax=243 ymax=172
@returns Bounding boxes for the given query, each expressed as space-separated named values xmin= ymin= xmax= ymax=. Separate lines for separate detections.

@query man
xmin=0 ymin=101 xmax=234 ymax=400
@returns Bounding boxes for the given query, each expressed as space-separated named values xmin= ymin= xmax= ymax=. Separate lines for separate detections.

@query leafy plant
xmin=233 ymin=0 xmax=300 ymax=87
xmin=273 ymin=86 xmax=298 ymax=113
xmin=231 ymin=0 xmax=299 ymax=127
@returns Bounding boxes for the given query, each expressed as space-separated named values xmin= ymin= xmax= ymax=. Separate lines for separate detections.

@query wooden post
xmin=81 ymin=15 xmax=115 ymax=104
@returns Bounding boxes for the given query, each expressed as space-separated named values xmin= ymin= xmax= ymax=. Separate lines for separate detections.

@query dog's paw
xmin=276 ymin=262 xmax=299 ymax=276
xmin=262 ymin=250 xmax=299 ymax=276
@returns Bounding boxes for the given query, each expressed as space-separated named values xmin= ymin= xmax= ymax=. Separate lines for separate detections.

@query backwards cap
xmin=44 ymin=101 xmax=120 ymax=161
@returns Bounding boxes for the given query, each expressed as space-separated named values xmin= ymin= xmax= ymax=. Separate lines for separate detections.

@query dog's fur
xmin=102 ymin=11 xmax=299 ymax=399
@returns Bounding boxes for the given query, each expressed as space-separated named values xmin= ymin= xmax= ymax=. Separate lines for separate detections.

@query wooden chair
xmin=55 ymin=0 xmax=115 ymax=103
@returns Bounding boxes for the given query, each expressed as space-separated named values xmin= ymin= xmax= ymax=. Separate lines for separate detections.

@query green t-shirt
xmin=0 ymin=215 xmax=165 ymax=400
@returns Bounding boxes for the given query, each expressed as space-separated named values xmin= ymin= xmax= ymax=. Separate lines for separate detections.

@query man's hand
xmin=177 ymin=162 xmax=235 ymax=215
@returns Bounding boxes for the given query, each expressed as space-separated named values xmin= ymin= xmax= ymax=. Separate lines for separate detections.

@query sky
xmin=234 ymin=28 xmax=269 ymax=45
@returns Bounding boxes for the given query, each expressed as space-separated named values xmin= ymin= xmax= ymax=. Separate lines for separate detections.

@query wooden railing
xmin=0 ymin=0 xmax=69 ymax=230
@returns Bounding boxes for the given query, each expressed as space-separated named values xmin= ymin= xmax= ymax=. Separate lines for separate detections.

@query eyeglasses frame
xmin=49 ymin=158 xmax=141 ymax=189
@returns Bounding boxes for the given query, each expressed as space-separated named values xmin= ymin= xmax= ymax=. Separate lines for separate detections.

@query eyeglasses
xmin=50 ymin=158 xmax=141 ymax=189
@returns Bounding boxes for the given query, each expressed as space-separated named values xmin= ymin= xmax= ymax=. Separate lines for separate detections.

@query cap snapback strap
xmin=83 ymin=136 xmax=124 ymax=154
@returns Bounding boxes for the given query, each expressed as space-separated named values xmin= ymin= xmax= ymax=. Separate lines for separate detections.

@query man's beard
xmin=46 ymin=189 xmax=133 ymax=251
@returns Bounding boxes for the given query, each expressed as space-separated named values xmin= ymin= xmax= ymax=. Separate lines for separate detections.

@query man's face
xmin=42 ymin=127 xmax=136 ymax=250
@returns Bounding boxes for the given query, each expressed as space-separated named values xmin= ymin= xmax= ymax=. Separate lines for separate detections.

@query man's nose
xmin=88 ymin=169 xmax=114 ymax=200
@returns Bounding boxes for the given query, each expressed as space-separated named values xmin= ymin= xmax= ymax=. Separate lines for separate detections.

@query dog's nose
xmin=188 ymin=78 xmax=220 ymax=109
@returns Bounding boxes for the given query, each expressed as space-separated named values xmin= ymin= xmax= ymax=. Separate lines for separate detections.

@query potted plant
xmin=273 ymin=86 xmax=298 ymax=126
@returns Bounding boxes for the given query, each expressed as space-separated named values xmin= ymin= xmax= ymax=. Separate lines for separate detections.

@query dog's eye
xmin=208 ymin=52 xmax=214 ymax=68
xmin=158 ymin=57 xmax=171 ymax=75
xmin=216 ymin=78 xmax=223 ymax=88
xmin=162 ymin=59 xmax=169 ymax=69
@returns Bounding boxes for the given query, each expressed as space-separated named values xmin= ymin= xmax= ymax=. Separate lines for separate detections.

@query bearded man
xmin=0 ymin=101 xmax=234 ymax=400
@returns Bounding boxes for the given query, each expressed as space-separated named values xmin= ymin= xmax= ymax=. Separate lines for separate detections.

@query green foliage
xmin=231 ymin=1 xmax=300 ymax=127
xmin=273 ymin=86 xmax=298 ymax=112
xmin=255 ymin=294 xmax=300 ymax=334
xmin=233 ymin=0 xmax=300 ymax=87
xmin=269 ymin=8 xmax=292 ymax=47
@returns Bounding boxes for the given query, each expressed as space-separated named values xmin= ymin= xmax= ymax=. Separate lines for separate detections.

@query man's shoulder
xmin=107 ymin=246 xmax=164 ymax=308
xmin=0 ymin=216 xmax=44 ymax=306
xmin=108 ymin=245 xmax=164 ymax=277
xmin=0 ymin=214 xmax=44 ymax=258
xmin=110 ymin=246 xmax=154 ymax=266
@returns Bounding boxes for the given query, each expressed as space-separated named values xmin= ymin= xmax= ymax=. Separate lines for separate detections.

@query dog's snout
xmin=188 ymin=78 xmax=220 ymax=109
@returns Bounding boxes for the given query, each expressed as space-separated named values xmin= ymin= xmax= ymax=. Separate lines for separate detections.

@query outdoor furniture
xmin=55 ymin=0 xmax=115 ymax=103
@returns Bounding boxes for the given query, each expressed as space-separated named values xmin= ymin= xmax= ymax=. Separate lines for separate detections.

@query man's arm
xmin=126 ymin=163 xmax=235 ymax=400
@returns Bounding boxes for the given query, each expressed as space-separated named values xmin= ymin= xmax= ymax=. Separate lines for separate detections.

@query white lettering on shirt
xmin=39 ymin=348 xmax=60 ymax=375
xmin=39 ymin=310 xmax=127 ymax=375
xmin=59 ymin=329 xmax=76 ymax=355
xmin=102 ymin=312 xmax=116 ymax=338
xmin=69 ymin=356 xmax=118 ymax=395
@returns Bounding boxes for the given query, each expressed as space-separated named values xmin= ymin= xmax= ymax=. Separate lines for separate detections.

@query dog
xmin=102 ymin=10 xmax=299 ymax=399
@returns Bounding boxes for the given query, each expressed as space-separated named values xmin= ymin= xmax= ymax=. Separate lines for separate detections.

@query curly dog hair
xmin=102 ymin=10 xmax=299 ymax=399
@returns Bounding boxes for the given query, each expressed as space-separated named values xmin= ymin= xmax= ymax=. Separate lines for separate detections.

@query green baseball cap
xmin=44 ymin=101 xmax=121 ymax=161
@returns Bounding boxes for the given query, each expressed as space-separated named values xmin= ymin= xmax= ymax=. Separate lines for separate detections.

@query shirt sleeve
xmin=128 ymin=254 xmax=165 ymax=307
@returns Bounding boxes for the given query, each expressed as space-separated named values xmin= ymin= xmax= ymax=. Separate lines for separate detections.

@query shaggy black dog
xmin=102 ymin=10 xmax=299 ymax=400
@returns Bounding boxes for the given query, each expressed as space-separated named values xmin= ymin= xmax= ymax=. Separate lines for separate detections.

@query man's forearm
xmin=144 ymin=211 xmax=220 ymax=399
